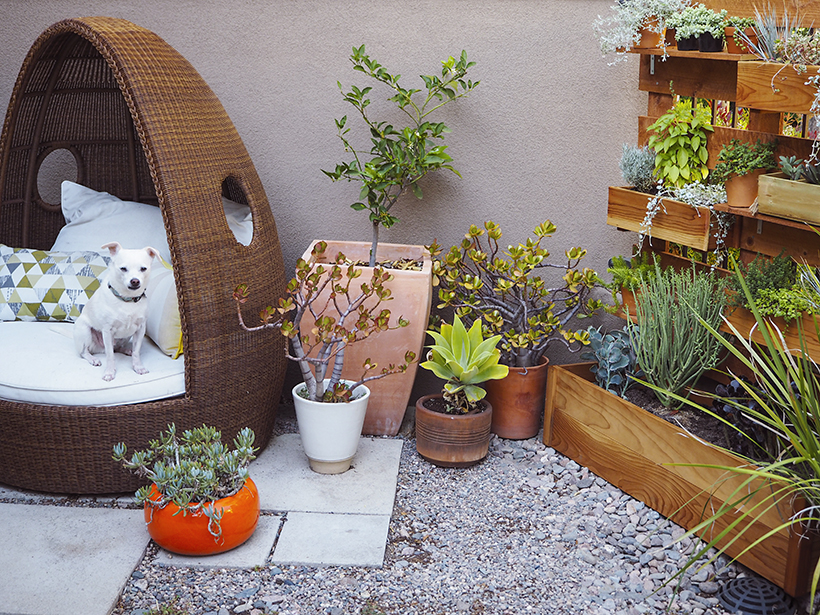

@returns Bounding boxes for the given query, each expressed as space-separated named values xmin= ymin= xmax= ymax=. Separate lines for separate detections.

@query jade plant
xmin=647 ymin=98 xmax=713 ymax=188
xmin=323 ymin=44 xmax=479 ymax=267
xmin=429 ymin=220 xmax=602 ymax=369
xmin=234 ymin=241 xmax=415 ymax=403
xmin=419 ymin=315 xmax=509 ymax=414
xmin=709 ymin=138 xmax=778 ymax=185
xmin=113 ymin=424 xmax=257 ymax=539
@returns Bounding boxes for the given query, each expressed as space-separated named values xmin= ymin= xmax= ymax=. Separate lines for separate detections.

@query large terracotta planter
xmin=415 ymin=394 xmax=492 ymax=468
xmin=724 ymin=169 xmax=767 ymax=209
xmin=544 ymin=363 xmax=818 ymax=596
xmin=484 ymin=357 xmax=548 ymax=440
xmin=292 ymin=380 xmax=370 ymax=474
xmin=144 ymin=477 xmax=260 ymax=556
xmin=302 ymin=240 xmax=432 ymax=436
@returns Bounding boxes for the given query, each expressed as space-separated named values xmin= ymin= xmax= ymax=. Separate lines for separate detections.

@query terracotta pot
xmin=634 ymin=17 xmax=662 ymax=49
xmin=292 ymin=380 xmax=369 ymax=474
xmin=302 ymin=240 xmax=432 ymax=436
xmin=664 ymin=28 xmax=677 ymax=47
xmin=698 ymin=32 xmax=724 ymax=53
xmin=415 ymin=394 xmax=492 ymax=468
xmin=144 ymin=477 xmax=260 ymax=556
xmin=725 ymin=169 xmax=767 ymax=209
xmin=484 ymin=356 xmax=549 ymax=439
xmin=725 ymin=27 xmax=758 ymax=54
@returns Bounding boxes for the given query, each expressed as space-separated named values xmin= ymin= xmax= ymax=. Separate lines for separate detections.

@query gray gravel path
xmin=106 ymin=408 xmax=769 ymax=615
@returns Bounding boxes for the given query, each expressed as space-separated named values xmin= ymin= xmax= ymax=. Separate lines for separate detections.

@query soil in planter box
xmin=423 ymin=396 xmax=489 ymax=415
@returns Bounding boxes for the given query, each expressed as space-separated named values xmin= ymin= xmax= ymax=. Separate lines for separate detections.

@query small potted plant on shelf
xmin=415 ymin=315 xmax=509 ymax=467
xmin=319 ymin=44 xmax=479 ymax=436
xmin=593 ymin=0 xmax=692 ymax=62
xmin=709 ymin=138 xmax=778 ymax=209
xmin=234 ymin=241 xmax=415 ymax=474
xmin=724 ymin=15 xmax=757 ymax=54
xmin=113 ymin=424 xmax=259 ymax=556
xmin=428 ymin=220 xmax=603 ymax=440
xmin=666 ymin=4 xmax=727 ymax=52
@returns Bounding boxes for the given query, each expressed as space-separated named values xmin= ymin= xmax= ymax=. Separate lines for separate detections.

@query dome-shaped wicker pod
xmin=0 ymin=17 xmax=287 ymax=493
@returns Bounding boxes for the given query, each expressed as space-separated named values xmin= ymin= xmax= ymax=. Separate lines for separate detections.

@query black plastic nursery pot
xmin=676 ymin=36 xmax=699 ymax=51
xmin=698 ymin=32 xmax=724 ymax=52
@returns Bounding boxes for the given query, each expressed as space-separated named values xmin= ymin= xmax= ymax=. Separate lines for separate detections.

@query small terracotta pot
xmin=415 ymin=394 xmax=492 ymax=468
xmin=725 ymin=27 xmax=758 ymax=54
xmin=725 ymin=169 xmax=767 ymax=209
xmin=634 ymin=17 xmax=662 ymax=49
xmin=145 ymin=477 xmax=260 ymax=556
xmin=484 ymin=356 xmax=549 ymax=440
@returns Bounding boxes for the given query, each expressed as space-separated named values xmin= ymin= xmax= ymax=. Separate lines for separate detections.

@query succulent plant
xmin=113 ymin=424 xmax=257 ymax=539
xmin=779 ymin=155 xmax=804 ymax=180
xmin=420 ymin=315 xmax=509 ymax=414
xmin=581 ymin=325 xmax=643 ymax=397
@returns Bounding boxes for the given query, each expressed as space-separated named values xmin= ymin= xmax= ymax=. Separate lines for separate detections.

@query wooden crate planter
xmin=736 ymin=61 xmax=819 ymax=115
xmin=543 ymin=362 xmax=818 ymax=596
xmin=722 ymin=306 xmax=820 ymax=361
xmin=607 ymin=186 xmax=714 ymax=251
xmin=758 ymin=172 xmax=820 ymax=226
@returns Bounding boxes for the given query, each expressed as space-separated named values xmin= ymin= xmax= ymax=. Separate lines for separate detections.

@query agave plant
xmin=420 ymin=315 xmax=509 ymax=414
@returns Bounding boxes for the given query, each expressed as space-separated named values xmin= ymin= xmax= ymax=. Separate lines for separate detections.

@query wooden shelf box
xmin=736 ymin=61 xmax=820 ymax=115
xmin=758 ymin=172 xmax=820 ymax=226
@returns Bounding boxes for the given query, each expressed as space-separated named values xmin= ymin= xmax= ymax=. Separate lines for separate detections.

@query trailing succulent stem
xmin=429 ymin=220 xmax=602 ymax=368
xmin=324 ymin=45 xmax=479 ymax=267
xmin=113 ymin=424 xmax=257 ymax=539
xmin=234 ymin=241 xmax=415 ymax=402
xmin=631 ymin=263 xmax=727 ymax=408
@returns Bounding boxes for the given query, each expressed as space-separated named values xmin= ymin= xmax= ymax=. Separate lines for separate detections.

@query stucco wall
xmin=0 ymin=1 xmax=642 ymax=384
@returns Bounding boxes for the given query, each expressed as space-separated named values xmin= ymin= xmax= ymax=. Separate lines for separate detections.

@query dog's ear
xmin=144 ymin=247 xmax=161 ymax=262
xmin=101 ymin=242 xmax=121 ymax=255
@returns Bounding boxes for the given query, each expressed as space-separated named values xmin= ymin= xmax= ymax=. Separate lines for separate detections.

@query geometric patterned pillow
xmin=0 ymin=244 xmax=110 ymax=322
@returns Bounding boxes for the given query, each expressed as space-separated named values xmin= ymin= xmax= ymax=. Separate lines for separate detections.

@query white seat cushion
xmin=0 ymin=321 xmax=185 ymax=406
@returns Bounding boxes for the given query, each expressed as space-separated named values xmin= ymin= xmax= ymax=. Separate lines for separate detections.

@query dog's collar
xmin=108 ymin=283 xmax=145 ymax=303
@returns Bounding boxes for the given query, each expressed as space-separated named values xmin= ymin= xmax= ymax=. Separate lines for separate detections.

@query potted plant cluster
xmin=666 ymin=4 xmax=727 ymax=52
xmin=113 ymin=424 xmax=259 ymax=556
xmin=319 ymin=44 xmax=479 ymax=436
xmin=429 ymin=220 xmax=602 ymax=439
xmin=593 ymin=0 xmax=692 ymax=62
xmin=234 ymin=241 xmax=415 ymax=474
xmin=710 ymin=138 xmax=778 ymax=209
xmin=415 ymin=315 xmax=509 ymax=467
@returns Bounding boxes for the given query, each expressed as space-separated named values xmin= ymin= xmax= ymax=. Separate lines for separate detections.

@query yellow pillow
xmin=145 ymin=258 xmax=183 ymax=359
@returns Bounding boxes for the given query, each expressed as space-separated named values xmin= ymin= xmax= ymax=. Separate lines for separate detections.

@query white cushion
xmin=0 ymin=321 xmax=185 ymax=406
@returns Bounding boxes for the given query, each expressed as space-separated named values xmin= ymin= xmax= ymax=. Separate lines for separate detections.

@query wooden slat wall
xmin=701 ymin=0 xmax=820 ymax=22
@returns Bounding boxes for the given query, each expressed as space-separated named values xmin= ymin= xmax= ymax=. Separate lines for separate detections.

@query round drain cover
xmin=717 ymin=577 xmax=796 ymax=615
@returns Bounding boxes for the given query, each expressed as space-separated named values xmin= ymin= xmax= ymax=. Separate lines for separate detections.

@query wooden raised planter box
xmin=607 ymin=186 xmax=714 ymax=251
xmin=736 ymin=61 xmax=819 ymax=115
xmin=758 ymin=172 xmax=820 ymax=226
xmin=722 ymin=306 xmax=820 ymax=361
xmin=543 ymin=362 xmax=818 ymax=596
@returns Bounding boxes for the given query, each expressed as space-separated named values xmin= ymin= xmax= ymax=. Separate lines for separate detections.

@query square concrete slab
xmin=271 ymin=511 xmax=391 ymax=567
xmin=0 ymin=503 xmax=147 ymax=615
xmin=153 ymin=513 xmax=283 ymax=569
xmin=252 ymin=434 xmax=402 ymax=515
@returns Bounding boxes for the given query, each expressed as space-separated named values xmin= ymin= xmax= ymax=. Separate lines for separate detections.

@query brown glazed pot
xmin=415 ymin=395 xmax=492 ymax=468
xmin=484 ymin=356 xmax=549 ymax=440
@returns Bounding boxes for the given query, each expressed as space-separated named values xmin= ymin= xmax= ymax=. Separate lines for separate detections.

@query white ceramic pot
xmin=291 ymin=380 xmax=370 ymax=474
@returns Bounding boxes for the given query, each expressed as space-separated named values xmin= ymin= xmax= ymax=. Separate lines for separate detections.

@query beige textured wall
xmin=0 ymin=1 xmax=641 ymax=384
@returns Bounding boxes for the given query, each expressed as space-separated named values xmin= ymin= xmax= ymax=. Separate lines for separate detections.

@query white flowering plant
xmin=594 ymin=0 xmax=692 ymax=62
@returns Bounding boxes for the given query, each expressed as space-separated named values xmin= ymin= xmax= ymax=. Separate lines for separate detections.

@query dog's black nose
xmin=129 ymin=279 xmax=141 ymax=289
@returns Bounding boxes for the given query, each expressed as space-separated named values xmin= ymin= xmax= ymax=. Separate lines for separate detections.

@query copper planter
xmin=415 ymin=394 xmax=492 ymax=468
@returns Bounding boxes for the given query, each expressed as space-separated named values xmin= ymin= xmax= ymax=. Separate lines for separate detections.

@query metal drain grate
xmin=717 ymin=577 xmax=796 ymax=615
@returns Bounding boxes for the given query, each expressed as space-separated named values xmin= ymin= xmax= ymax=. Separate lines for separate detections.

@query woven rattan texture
xmin=0 ymin=17 xmax=287 ymax=493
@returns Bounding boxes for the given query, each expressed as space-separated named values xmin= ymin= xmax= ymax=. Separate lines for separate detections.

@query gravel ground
xmin=105 ymin=407 xmax=792 ymax=615
xmin=7 ymin=406 xmax=810 ymax=615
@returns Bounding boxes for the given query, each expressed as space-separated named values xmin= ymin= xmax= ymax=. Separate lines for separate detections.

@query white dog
xmin=74 ymin=242 xmax=159 ymax=381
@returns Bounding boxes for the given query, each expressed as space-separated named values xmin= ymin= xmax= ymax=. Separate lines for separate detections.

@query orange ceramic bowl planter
xmin=144 ymin=477 xmax=260 ymax=556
